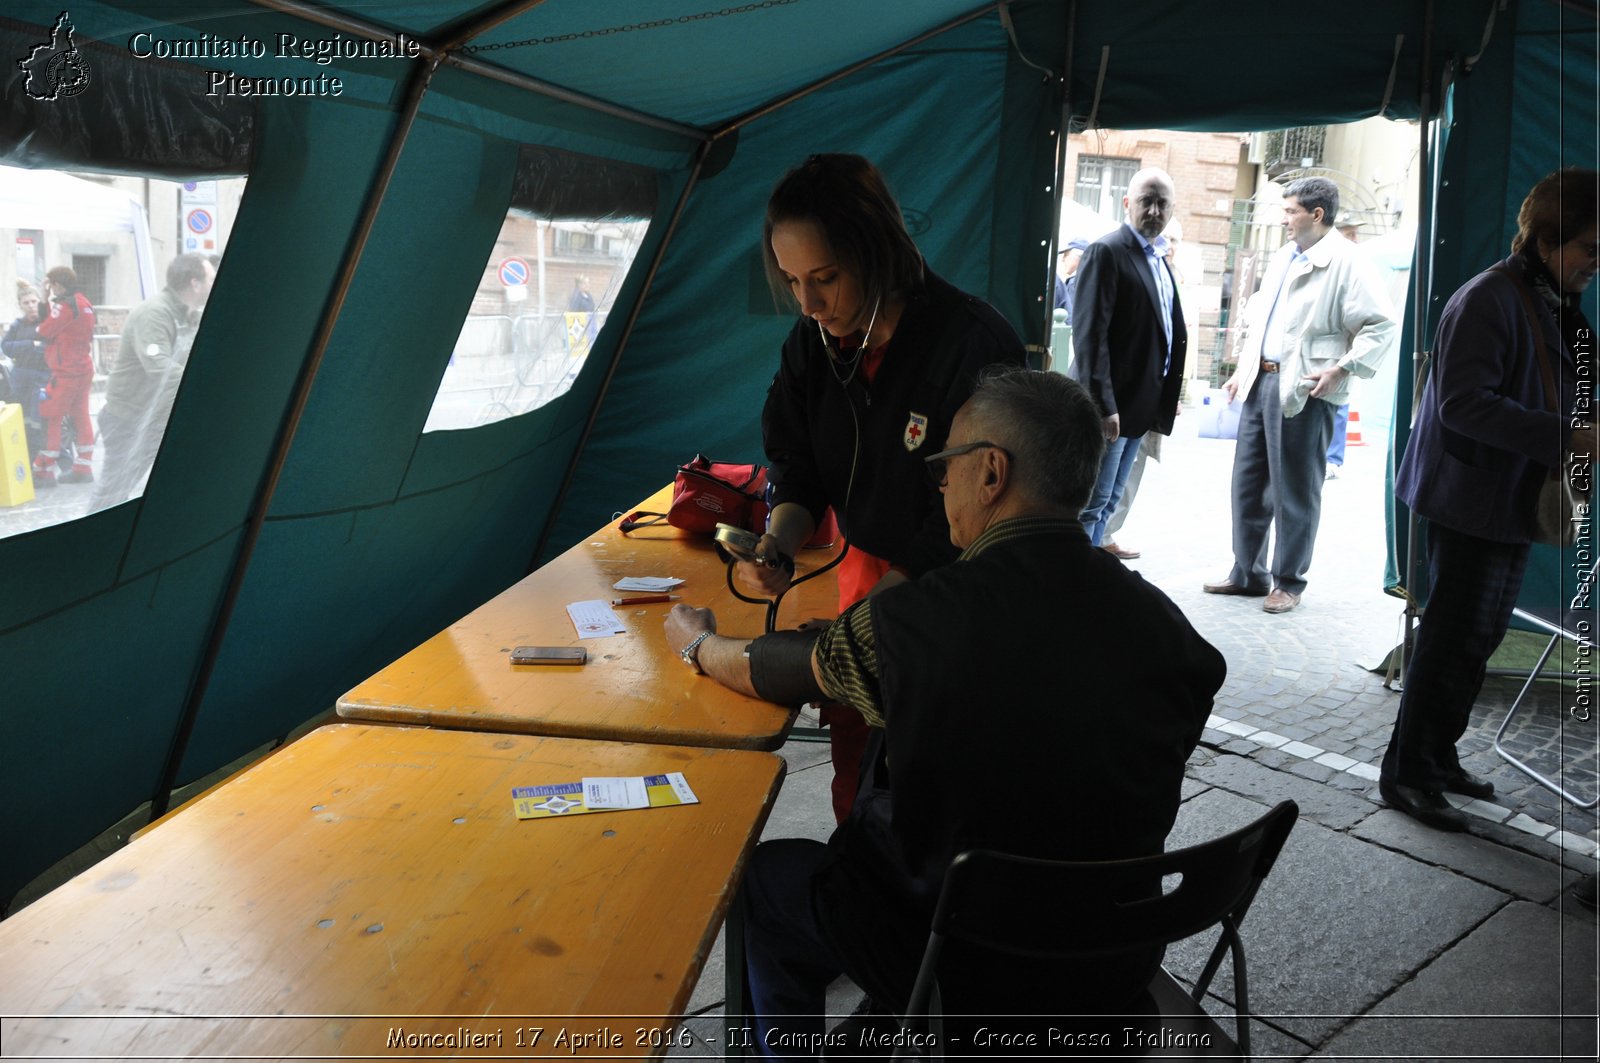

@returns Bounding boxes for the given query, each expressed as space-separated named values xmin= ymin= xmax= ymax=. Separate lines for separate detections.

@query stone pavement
xmin=668 ymin=409 xmax=1599 ymax=1060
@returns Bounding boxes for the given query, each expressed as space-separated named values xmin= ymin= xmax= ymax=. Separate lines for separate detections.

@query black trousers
xmin=1382 ymin=521 xmax=1531 ymax=790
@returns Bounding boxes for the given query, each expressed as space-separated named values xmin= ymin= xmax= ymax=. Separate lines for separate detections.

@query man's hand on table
xmin=666 ymin=604 xmax=770 ymax=699
xmin=664 ymin=604 xmax=717 ymax=657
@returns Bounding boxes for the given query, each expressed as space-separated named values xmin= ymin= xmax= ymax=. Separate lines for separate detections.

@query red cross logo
xmin=904 ymin=412 xmax=930 ymax=452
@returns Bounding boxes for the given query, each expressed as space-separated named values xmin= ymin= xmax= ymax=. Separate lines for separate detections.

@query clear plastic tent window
xmin=423 ymin=210 xmax=650 ymax=432
xmin=0 ymin=165 xmax=244 ymax=538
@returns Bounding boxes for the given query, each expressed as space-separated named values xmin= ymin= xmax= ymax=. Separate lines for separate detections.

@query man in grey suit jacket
xmin=1072 ymin=168 xmax=1187 ymax=548
xmin=1205 ymin=177 xmax=1395 ymax=614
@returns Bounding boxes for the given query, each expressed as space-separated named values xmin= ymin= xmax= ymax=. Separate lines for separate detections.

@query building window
xmin=1074 ymin=156 xmax=1141 ymax=223
xmin=70 ymin=253 xmax=107 ymax=305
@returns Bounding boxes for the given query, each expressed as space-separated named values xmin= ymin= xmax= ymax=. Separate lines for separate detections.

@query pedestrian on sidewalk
xmin=89 ymin=253 xmax=215 ymax=508
xmin=1072 ymin=168 xmax=1187 ymax=552
xmin=1 ymin=282 xmax=48 ymax=460
xmin=1204 ymin=177 xmax=1396 ymax=614
xmin=1380 ymin=168 xmax=1598 ymax=831
xmin=33 ymin=266 xmax=96 ymax=486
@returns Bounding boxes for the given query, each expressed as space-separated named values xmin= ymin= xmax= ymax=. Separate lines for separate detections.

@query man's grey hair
xmin=1283 ymin=176 xmax=1339 ymax=226
xmin=962 ymin=366 xmax=1105 ymax=512
xmin=165 ymin=252 xmax=211 ymax=291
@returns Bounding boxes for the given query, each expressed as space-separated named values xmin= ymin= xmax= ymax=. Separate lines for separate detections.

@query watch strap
xmin=681 ymin=630 xmax=714 ymax=673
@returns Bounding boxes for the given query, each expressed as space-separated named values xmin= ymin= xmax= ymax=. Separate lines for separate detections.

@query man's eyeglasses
xmin=923 ymin=440 xmax=1006 ymax=487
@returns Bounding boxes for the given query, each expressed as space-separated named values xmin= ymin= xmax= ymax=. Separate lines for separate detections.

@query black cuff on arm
xmin=748 ymin=629 xmax=825 ymax=707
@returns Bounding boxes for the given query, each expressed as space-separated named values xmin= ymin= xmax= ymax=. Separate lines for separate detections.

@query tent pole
xmin=715 ymin=3 xmax=1000 ymax=136
xmin=242 ymin=0 xmax=707 ymax=143
xmin=527 ymin=141 xmax=716 ymax=570
xmin=145 ymin=54 xmax=445 ymax=819
xmin=446 ymin=54 xmax=709 ymax=142
xmin=1039 ymin=1 xmax=1076 ymax=367
xmin=1399 ymin=0 xmax=1437 ymax=685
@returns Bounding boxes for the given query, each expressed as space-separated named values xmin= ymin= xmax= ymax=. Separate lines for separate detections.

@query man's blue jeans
xmin=1080 ymin=433 xmax=1143 ymax=546
xmin=741 ymin=839 xmax=844 ymax=1060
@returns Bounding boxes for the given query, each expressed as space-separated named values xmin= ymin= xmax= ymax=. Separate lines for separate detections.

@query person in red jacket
xmin=34 ymin=265 xmax=97 ymax=485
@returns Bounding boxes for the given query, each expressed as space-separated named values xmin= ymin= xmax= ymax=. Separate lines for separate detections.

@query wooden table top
xmin=337 ymin=486 xmax=840 ymax=750
xmin=0 ymin=724 xmax=783 ymax=1059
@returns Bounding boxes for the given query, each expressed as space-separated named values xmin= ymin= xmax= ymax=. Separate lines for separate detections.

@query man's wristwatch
xmin=680 ymin=630 xmax=714 ymax=674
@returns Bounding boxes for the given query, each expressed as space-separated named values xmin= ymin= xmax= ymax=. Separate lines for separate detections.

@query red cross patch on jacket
xmin=903 ymin=412 xmax=929 ymax=452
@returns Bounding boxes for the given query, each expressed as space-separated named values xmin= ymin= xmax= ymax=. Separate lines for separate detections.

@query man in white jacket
xmin=1205 ymin=177 xmax=1396 ymax=613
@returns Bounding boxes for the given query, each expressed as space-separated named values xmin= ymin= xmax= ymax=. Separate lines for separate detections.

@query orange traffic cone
xmin=1347 ymin=407 xmax=1364 ymax=446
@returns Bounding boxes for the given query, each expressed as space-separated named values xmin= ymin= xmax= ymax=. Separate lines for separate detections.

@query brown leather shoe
xmin=1101 ymin=539 xmax=1141 ymax=560
xmin=1202 ymin=578 xmax=1267 ymax=596
xmin=1263 ymin=588 xmax=1302 ymax=614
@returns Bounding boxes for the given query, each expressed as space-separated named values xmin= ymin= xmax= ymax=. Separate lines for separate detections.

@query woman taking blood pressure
xmin=744 ymin=153 xmax=1024 ymax=821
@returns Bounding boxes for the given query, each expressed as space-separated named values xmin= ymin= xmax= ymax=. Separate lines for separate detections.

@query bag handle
xmin=618 ymin=510 xmax=669 ymax=533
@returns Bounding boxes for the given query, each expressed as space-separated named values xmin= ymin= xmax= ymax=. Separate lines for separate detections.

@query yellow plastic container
xmin=0 ymin=403 xmax=36 ymax=506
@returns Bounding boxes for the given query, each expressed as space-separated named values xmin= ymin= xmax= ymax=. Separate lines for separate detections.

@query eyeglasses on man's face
xmin=923 ymin=440 xmax=1006 ymax=487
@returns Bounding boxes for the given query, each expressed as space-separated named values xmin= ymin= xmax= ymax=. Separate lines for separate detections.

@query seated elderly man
xmin=664 ymin=367 xmax=1224 ymax=1057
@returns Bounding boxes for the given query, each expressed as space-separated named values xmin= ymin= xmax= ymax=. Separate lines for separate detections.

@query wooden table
xmin=337 ymin=486 xmax=839 ymax=750
xmin=0 ymin=724 xmax=782 ymax=1060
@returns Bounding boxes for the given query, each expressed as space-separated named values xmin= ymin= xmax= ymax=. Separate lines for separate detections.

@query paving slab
xmin=1314 ymin=901 xmax=1598 ymax=1061
xmin=779 ymin=710 xmax=835 ymax=772
xmin=1165 ymin=788 xmax=1509 ymax=1046
xmin=1352 ymin=809 xmax=1583 ymax=902
xmin=1190 ymin=1001 xmax=1315 ymax=1062
xmin=669 ymin=1014 xmax=722 ymax=1058
xmin=762 ymin=756 xmax=835 ymax=843
xmin=1186 ymin=751 xmax=1381 ymax=830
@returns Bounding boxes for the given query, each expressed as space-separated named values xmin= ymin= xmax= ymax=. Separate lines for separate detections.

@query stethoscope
xmin=728 ymin=301 xmax=880 ymax=633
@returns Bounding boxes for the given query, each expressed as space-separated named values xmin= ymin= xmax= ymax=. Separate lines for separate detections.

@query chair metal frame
xmin=896 ymin=800 xmax=1299 ymax=1061
xmin=1491 ymin=556 xmax=1600 ymax=808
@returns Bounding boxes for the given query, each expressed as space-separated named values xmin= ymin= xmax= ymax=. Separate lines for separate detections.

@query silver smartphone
xmin=510 ymin=645 xmax=587 ymax=666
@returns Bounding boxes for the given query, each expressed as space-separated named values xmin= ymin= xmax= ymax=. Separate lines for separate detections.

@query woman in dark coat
xmin=740 ymin=154 xmax=1025 ymax=822
xmin=1381 ymin=168 xmax=1598 ymax=831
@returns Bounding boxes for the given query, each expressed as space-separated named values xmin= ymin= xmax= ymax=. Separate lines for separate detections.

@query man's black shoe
xmin=1443 ymin=770 xmax=1495 ymax=800
xmin=1380 ymin=779 xmax=1468 ymax=832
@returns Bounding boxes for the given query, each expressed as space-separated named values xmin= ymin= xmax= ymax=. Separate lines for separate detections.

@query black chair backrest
xmin=933 ymin=800 xmax=1298 ymax=961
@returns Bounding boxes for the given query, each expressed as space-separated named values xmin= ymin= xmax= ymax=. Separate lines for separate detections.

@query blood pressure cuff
xmin=748 ymin=628 xmax=826 ymax=707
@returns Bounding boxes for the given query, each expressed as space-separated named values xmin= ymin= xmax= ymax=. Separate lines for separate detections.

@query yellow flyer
xmin=512 ymin=772 xmax=698 ymax=819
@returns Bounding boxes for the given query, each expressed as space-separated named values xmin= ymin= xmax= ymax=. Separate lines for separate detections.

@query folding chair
xmin=1492 ymin=556 xmax=1599 ymax=808
xmin=896 ymin=800 xmax=1299 ymax=1061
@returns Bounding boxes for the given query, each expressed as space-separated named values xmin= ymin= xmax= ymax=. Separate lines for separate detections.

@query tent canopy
xmin=0 ymin=165 xmax=157 ymax=294
xmin=0 ymin=0 xmax=1592 ymax=907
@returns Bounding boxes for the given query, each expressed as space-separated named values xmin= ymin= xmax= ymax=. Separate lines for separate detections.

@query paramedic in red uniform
xmin=33 ymin=265 xmax=97 ymax=485
xmin=741 ymin=154 xmax=1025 ymax=821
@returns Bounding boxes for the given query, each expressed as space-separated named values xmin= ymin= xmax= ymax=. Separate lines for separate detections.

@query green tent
xmin=0 ymin=0 xmax=1592 ymax=908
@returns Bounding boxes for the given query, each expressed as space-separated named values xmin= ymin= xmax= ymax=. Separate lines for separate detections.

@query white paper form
xmin=567 ymin=599 xmax=626 ymax=638
xmin=582 ymin=776 xmax=651 ymax=810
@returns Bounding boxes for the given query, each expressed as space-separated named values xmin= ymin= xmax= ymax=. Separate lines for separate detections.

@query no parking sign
xmin=498 ymin=257 xmax=529 ymax=287
xmin=186 ymin=209 xmax=213 ymax=235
